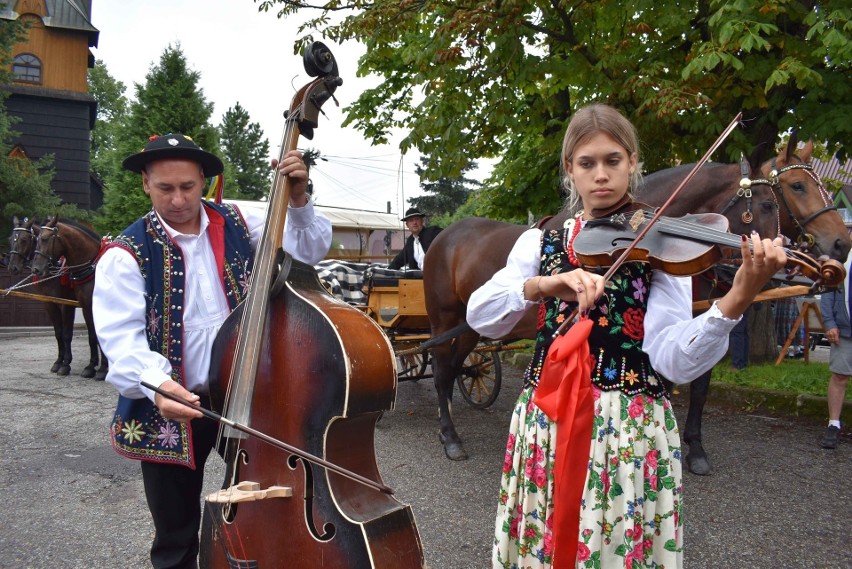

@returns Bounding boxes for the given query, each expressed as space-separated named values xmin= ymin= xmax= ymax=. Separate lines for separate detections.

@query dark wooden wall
xmin=5 ymin=87 xmax=99 ymax=209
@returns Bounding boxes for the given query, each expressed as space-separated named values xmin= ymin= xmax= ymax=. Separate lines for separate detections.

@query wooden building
xmin=0 ymin=0 xmax=98 ymax=327
xmin=0 ymin=0 xmax=100 ymax=209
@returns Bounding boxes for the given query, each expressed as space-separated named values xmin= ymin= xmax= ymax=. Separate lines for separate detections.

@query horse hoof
xmin=439 ymin=433 xmax=468 ymax=461
xmin=686 ymin=453 xmax=712 ymax=476
xmin=57 ymin=365 xmax=71 ymax=377
xmin=50 ymin=362 xmax=61 ymax=373
xmin=81 ymin=367 xmax=95 ymax=379
xmin=94 ymin=370 xmax=107 ymax=381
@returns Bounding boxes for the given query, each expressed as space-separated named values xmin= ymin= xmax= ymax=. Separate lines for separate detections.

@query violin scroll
xmin=784 ymin=251 xmax=845 ymax=289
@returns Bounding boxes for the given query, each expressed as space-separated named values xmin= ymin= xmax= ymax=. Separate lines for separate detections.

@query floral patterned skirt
xmin=493 ymin=385 xmax=683 ymax=569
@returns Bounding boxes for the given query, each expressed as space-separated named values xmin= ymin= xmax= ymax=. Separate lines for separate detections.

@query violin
xmin=198 ymin=42 xmax=426 ymax=568
xmin=571 ymin=206 xmax=845 ymax=288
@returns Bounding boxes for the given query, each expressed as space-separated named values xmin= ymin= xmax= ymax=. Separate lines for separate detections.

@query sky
xmin=89 ymin=0 xmax=423 ymax=215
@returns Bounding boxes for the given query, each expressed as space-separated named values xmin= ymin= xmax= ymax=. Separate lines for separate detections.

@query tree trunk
xmin=748 ymin=302 xmax=779 ymax=363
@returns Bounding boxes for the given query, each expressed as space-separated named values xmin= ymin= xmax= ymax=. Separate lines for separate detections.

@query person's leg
xmin=827 ymin=373 xmax=849 ymax=422
xmin=729 ymin=311 xmax=749 ymax=369
xmin=141 ymin=417 xmax=218 ymax=569
xmin=821 ymin=372 xmax=848 ymax=448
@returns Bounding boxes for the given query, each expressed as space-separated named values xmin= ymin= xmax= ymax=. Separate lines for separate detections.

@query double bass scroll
xmin=201 ymin=42 xmax=426 ymax=569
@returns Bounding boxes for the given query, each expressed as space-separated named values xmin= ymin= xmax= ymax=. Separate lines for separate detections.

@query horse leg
xmin=431 ymin=331 xmax=480 ymax=461
xmin=45 ymin=303 xmax=66 ymax=374
xmin=94 ymin=344 xmax=108 ymax=381
xmin=77 ymin=294 xmax=100 ymax=379
xmin=683 ymin=371 xmax=712 ymax=476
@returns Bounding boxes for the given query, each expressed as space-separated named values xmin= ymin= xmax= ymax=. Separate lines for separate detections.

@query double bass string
xmin=217 ymin=100 xmax=304 ymax=452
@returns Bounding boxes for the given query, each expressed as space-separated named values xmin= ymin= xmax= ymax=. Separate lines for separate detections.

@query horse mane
xmin=56 ymin=217 xmax=101 ymax=242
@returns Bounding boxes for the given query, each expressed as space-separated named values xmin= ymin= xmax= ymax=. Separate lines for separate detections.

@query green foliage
xmin=408 ymin=156 xmax=480 ymax=227
xmin=713 ymin=358 xmax=836 ymax=398
xmin=96 ymin=44 xmax=219 ymax=234
xmin=88 ymin=60 xmax=129 ymax=185
xmin=256 ymin=0 xmax=851 ymax=221
xmin=218 ymin=102 xmax=271 ymax=200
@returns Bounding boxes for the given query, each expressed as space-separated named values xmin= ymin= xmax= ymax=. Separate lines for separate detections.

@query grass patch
xmin=712 ymin=357 xmax=834 ymax=397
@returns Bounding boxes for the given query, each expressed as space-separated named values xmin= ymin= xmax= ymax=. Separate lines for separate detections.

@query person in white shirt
xmin=93 ymin=133 xmax=331 ymax=569
xmin=388 ymin=207 xmax=442 ymax=270
xmin=466 ymin=104 xmax=786 ymax=569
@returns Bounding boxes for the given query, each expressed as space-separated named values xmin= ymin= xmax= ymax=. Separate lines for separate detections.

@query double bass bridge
xmin=205 ymin=480 xmax=293 ymax=504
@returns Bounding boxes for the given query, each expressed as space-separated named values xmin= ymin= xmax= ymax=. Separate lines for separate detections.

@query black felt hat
xmin=400 ymin=207 xmax=426 ymax=221
xmin=122 ymin=133 xmax=224 ymax=176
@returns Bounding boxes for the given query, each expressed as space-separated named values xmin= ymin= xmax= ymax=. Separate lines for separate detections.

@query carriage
xmin=316 ymin=260 xmax=524 ymax=408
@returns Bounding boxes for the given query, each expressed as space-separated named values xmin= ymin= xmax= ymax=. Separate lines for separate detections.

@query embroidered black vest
xmin=525 ymin=226 xmax=668 ymax=399
xmin=106 ymin=202 xmax=253 ymax=468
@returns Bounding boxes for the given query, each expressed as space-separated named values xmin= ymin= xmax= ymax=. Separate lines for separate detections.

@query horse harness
xmin=736 ymin=156 xmax=835 ymax=251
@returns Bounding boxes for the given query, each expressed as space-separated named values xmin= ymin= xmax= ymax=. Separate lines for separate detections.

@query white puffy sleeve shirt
xmin=466 ymin=226 xmax=741 ymax=384
xmin=94 ymin=202 xmax=332 ymax=401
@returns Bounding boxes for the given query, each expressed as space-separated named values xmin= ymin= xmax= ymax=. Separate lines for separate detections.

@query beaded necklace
xmin=564 ymin=213 xmax=584 ymax=267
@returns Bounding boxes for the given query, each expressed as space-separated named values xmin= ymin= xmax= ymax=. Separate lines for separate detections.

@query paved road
xmin=0 ymin=332 xmax=849 ymax=568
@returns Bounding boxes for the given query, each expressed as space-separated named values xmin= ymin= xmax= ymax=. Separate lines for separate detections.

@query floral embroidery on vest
xmin=525 ymin=224 xmax=668 ymax=399
xmin=106 ymin=201 xmax=253 ymax=468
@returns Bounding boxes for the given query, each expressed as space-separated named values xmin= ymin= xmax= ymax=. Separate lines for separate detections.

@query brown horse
xmin=30 ymin=215 xmax=108 ymax=381
xmin=6 ymin=217 xmax=78 ymax=376
xmin=638 ymin=139 xmax=849 ymax=474
xmin=424 ymin=140 xmax=850 ymax=461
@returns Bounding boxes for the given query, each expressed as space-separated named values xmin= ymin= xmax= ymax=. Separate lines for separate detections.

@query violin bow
xmin=554 ymin=112 xmax=743 ymax=336
xmin=142 ymin=381 xmax=395 ymax=495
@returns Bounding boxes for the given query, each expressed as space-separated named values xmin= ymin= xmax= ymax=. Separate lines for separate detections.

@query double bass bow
xmin=197 ymin=42 xmax=426 ymax=568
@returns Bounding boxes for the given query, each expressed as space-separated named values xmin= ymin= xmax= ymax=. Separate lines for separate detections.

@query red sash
xmin=533 ymin=317 xmax=595 ymax=569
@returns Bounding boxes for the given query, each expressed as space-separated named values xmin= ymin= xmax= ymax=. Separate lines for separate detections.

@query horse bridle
xmin=8 ymin=226 xmax=34 ymax=262
xmin=33 ymin=225 xmax=96 ymax=283
xmin=738 ymin=156 xmax=835 ymax=251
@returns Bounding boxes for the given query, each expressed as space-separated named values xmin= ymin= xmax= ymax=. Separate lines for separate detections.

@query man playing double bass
xmin=93 ymin=133 xmax=332 ymax=569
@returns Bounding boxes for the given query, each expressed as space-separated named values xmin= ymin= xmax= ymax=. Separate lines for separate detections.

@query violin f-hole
xmin=288 ymin=454 xmax=337 ymax=542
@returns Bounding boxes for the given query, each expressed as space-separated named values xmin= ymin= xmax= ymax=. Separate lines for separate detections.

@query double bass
xmin=199 ymin=42 xmax=426 ymax=568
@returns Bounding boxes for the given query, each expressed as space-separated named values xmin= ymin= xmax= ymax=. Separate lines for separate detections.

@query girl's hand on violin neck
xmin=529 ymin=269 xmax=605 ymax=312
xmin=154 ymin=380 xmax=203 ymax=423
xmin=271 ymin=150 xmax=311 ymax=208
xmin=717 ymin=233 xmax=787 ymax=319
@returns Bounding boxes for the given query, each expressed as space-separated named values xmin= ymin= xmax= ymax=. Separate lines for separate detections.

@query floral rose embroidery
xmin=622 ymin=307 xmax=645 ymax=340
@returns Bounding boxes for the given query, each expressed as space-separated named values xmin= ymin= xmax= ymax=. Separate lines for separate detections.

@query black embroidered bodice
xmin=524 ymin=225 xmax=669 ymax=399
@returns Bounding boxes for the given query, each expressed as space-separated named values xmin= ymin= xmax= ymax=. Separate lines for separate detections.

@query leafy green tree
xmin=97 ymin=44 xmax=219 ymax=234
xmin=257 ymin=0 xmax=851 ymax=220
xmin=88 ymin=59 xmax=128 ymax=185
xmin=408 ymin=157 xmax=480 ymax=227
xmin=218 ymin=102 xmax=271 ymax=199
xmin=0 ymin=19 xmax=67 ymax=234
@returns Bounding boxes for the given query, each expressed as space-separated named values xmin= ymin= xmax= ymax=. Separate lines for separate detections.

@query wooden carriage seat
xmin=362 ymin=269 xmax=429 ymax=331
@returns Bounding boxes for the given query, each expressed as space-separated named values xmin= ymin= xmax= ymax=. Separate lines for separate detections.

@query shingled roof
xmin=0 ymin=0 xmax=99 ymax=46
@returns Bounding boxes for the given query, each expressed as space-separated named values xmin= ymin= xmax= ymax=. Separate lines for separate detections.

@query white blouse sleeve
xmin=466 ymin=228 xmax=542 ymax=339
xmin=643 ymin=273 xmax=742 ymax=383
xmin=239 ymin=201 xmax=332 ymax=265
xmin=93 ymin=247 xmax=172 ymax=401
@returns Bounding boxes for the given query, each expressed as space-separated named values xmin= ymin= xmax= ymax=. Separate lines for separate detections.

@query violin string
xmin=636 ymin=210 xmax=796 ymax=258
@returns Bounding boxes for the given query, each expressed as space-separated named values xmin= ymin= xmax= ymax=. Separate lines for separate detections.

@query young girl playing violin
xmin=467 ymin=103 xmax=786 ymax=569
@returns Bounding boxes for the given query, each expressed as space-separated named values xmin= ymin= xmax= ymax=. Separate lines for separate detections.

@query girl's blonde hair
xmin=560 ymin=104 xmax=643 ymax=214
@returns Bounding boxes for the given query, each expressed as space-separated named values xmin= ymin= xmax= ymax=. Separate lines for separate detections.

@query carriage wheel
xmin=396 ymin=350 xmax=429 ymax=381
xmin=456 ymin=346 xmax=502 ymax=409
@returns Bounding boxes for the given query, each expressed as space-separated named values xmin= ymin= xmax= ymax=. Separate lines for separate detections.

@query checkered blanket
xmin=314 ymin=260 xmax=421 ymax=305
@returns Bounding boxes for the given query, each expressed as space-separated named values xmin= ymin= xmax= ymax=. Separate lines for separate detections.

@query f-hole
xmin=222 ymin=448 xmax=250 ymax=523
xmin=288 ymin=454 xmax=336 ymax=541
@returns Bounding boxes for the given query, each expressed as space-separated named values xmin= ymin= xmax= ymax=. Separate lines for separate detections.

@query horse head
xmin=31 ymin=214 xmax=61 ymax=277
xmin=7 ymin=216 xmax=40 ymax=275
xmin=755 ymin=136 xmax=850 ymax=262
